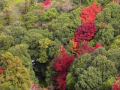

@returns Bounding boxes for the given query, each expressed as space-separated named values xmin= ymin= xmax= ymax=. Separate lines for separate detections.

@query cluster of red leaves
xmin=74 ymin=22 xmax=97 ymax=43
xmin=32 ymin=84 xmax=38 ymax=89
xmin=0 ymin=67 xmax=3 ymax=75
xmin=53 ymin=46 xmax=74 ymax=90
xmin=81 ymin=2 xmax=103 ymax=23
xmin=112 ymin=77 xmax=120 ymax=90
xmin=71 ymin=22 xmax=103 ymax=55
xmin=72 ymin=2 xmax=103 ymax=56
xmin=74 ymin=41 xmax=102 ymax=56
xmin=55 ymin=72 xmax=67 ymax=90
xmin=100 ymin=24 xmax=106 ymax=29
xmin=42 ymin=0 xmax=51 ymax=7
xmin=53 ymin=2 xmax=103 ymax=90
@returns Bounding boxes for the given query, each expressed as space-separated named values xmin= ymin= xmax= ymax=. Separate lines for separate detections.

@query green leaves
xmin=76 ymin=67 xmax=102 ymax=90
xmin=0 ymin=52 xmax=32 ymax=90
xmin=67 ymin=48 xmax=117 ymax=90
xmin=37 ymin=38 xmax=52 ymax=63
xmin=40 ymin=8 xmax=59 ymax=21
xmin=109 ymin=35 xmax=120 ymax=49
xmin=92 ymin=55 xmax=117 ymax=81
xmin=94 ymin=24 xmax=114 ymax=49
xmin=0 ymin=34 xmax=14 ymax=50
xmin=95 ymin=2 xmax=120 ymax=36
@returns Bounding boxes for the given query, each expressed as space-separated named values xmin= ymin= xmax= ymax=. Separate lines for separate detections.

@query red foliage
xmin=95 ymin=43 xmax=103 ymax=49
xmin=100 ymin=24 xmax=106 ymax=28
xmin=75 ymin=41 xmax=103 ymax=55
xmin=81 ymin=2 xmax=103 ymax=23
xmin=56 ymin=72 xmax=67 ymax=90
xmin=42 ymin=0 xmax=51 ymax=7
xmin=53 ymin=46 xmax=74 ymax=90
xmin=70 ymin=39 xmax=78 ymax=52
xmin=74 ymin=22 xmax=97 ymax=43
xmin=71 ymin=40 xmax=103 ymax=56
xmin=32 ymin=84 xmax=38 ymax=89
xmin=53 ymin=2 xmax=104 ymax=89
xmin=0 ymin=67 xmax=2 ymax=75
xmin=75 ymin=41 xmax=95 ymax=55
xmin=112 ymin=77 xmax=120 ymax=90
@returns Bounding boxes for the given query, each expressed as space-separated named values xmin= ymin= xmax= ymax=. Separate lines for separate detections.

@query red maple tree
xmin=74 ymin=22 xmax=97 ymax=43
xmin=81 ymin=1 xmax=103 ymax=23
xmin=53 ymin=46 xmax=74 ymax=90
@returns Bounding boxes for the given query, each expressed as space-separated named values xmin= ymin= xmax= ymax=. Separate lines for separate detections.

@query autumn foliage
xmin=71 ymin=2 xmax=103 ymax=56
xmin=32 ymin=84 xmax=38 ymax=89
xmin=53 ymin=46 xmax=74 ymax=90
xmin=112 ymin=77 xmax=120 ymax=90
xmin=72 ymin=22 xmax=101 ymax=55
xmin=42 ymin=0 xmax=51 ymax=7
xmin=74 ymin=22 xmax=97 ymax=42
xmin=0 ymin=67 xmax=2 ymax=75
xmin=72 ymin=41 xmax=102 ymax=56
xmin=81 ymin=2 xmax=103 ymax=23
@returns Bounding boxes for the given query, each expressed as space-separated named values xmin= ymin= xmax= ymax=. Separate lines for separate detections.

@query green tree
xmin=0 ymin=34 xmax=14 ymax=50
xmin=22 ymin=29 xmax=53 ymax=62
xmin=70 ymin=6 xmax=81 ymax=28
xmin=107 ymin=48 xmax=120 ymax=71
xmin=0 ymin=52 xmax=32 ymax=90
xmin=74 ymin=67 xmax=102 ymax=90
xmin=8 ymin=44 xmax=38 ymax=83
xmin=67 ymin=48 xmax=117 ymax=90
xmin=93 ymin=24 xmax=114 ymax=49
xmin=39 ymin=8 xmax=59 ymax=22
xmin=49 ymin=13 xmax=75 ymax=44
xmin=109 ymin=35 xmax=120 ymax=49
xmin=22 ymin=29 xmax=53 ymax=85
xmin=95 ymin=2 xmax=120 ymax=36
xmin=21 ymin=9 xmax=38 ymax=29
xmin=97 ymin=0 xmax=111 ymax=7
xmin=91 ymin=55 xmax=117 ymax=82
xmin=2 ymin=8 xmax=15 ymax=25
xmin=0 ymin=0 xmax=5 ymax=11
xmin=10 ymin=26 xmax=27 ymax=45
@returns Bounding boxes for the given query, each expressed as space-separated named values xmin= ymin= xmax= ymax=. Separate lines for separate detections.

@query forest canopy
xmin=0 ymin=0 xmax=120 ymax=90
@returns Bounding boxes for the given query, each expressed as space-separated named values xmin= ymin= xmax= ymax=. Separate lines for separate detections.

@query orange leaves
xmin=70 ymin=39 xmax=78 ymax=51
xmin=81 ymin=2 xmax=103 ymax=23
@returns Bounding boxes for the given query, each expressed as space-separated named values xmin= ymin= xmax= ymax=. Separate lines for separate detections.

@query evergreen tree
xmin=67 ymin=48 xmax=117 ymax=90
xmin=109 ymin=35 xmax=120 ymax=49
xmin=0 ymin=52 xmax=32 ymax=90
xmin=93 ymin=24 xmax=114 ymax=49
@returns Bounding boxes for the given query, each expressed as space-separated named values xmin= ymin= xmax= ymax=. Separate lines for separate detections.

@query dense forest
xmin=0 ymin=0 xmax=120 ymax=90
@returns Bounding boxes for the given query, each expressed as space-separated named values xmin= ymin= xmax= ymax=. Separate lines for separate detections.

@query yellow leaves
xmin=70 ymin=39 xmax=78 ymax=51
xmin=5 ymin=0 xmax=25 ymax=9
xmin=39 ymin=38 xmax=52 ymax=48
xmin=8 ymin=0 xmax=25 ymax=6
